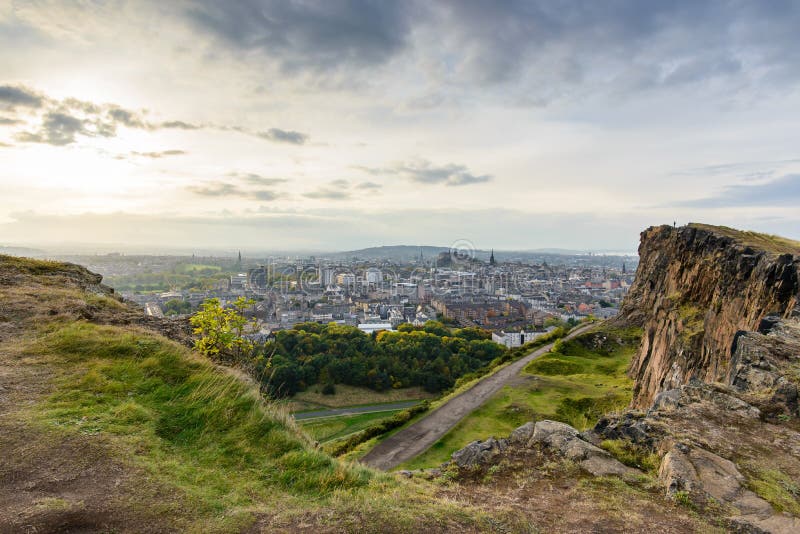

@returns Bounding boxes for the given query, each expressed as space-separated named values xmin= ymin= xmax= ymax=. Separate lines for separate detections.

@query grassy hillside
xmin=0 ymin=256 xmax=499 ymax=532
xmin=688 ymin=222 xmax=800 ymax=255
xmin=399 ymin=325 xmax=641 ymax=470
xmin=300 ymin=411 xmax=406 ymax=443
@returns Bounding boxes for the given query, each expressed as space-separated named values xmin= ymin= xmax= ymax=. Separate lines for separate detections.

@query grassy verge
xmin=18 ymin=320 xmax=489 ymax=531
xmin=299 ymin=410 xmax=404 ymax=443
xmin=398 ymin=325 xmax=641 ymax=470
xmin=286 ymin=383 xmax=434 ymax=412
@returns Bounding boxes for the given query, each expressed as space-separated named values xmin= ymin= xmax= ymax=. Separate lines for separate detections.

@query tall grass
xmin=30 ymin=322 xmax=374 ymax=506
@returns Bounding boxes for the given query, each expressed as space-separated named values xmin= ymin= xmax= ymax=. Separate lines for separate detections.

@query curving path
xmin=360 ymin=323 xmax=594 ymax=470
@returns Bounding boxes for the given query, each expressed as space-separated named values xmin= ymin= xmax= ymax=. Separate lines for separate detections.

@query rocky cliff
xmin=619 ymin=223 xmax=800 ymax=408
xmin=430 ymin=224 xmax=800 ymax=533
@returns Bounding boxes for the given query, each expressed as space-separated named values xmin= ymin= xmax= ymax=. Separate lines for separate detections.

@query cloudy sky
xmin=1 ymin=0 xmax=800 ymax=253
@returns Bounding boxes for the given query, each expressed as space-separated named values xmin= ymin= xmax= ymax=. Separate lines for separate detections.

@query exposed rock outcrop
xmin=594 ymin=225 xmax=800 ymax=532
xmin=450 ymin=438 xmax=508 ymax=468
xmin=527 ymin=420 xmax=637 ymax=478
xmin=0 ymin=255 xmax=192 ymax=346
xmin=618 ymin=224 xmax=800 ymax=408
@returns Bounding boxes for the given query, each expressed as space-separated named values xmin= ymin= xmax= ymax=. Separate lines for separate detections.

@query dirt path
xmin=360 ymin=324 xmax=594 ymax=470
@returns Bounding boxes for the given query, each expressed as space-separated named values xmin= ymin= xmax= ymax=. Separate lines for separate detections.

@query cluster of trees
xmin=189 ymin=301 xmax=508 ymax=399
xmin=256 ymin=321 xmax=505 ymax=398
xmin=163 ymin=299 xmax=194 ymax=316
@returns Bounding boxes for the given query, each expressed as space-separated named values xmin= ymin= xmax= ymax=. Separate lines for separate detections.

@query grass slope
xmin=400 ymin=325 xmax=641 ymax=470
xmin=285 ymin=384 xmax=434 ymax=413
xmin=299 ymin=410 xmax=404 ymax=443
xmin=3 ymin=316 xmax=491 ymax=531
xmin=688 ymin=223 xmax=800 ymax=255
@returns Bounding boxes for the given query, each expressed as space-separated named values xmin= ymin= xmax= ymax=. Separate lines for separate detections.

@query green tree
xmin=164 ymin=299 xmax=193 ymax=316
xmin=190 ymin=297 xmax=257 ymax=365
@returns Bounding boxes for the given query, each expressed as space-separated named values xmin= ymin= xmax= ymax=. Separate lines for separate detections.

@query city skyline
xmin=2 ymin=1 xmax=800 ymax=251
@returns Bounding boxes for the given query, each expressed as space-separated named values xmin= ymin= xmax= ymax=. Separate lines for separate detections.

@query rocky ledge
xmin=619 ymin=224 xmax=800 ymax=408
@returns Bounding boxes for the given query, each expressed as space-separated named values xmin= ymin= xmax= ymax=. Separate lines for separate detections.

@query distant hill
xmin=329 ymin=244 xmax=637 ymax=266
xmin=0 ymin=245 xmax=47 ymax=257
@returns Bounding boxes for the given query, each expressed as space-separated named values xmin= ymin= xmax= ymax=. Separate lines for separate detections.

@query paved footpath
xmin=292 ymin=400 xmax=420 ymax=421
xmin=360 ymin=324 xmax=594 ymax=470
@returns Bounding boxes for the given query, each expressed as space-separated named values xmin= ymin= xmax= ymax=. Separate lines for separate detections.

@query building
xmin=365 ymin=268 xmax=382 ymax=284
xmin=491 ymin=329 xmax=551 ymax=348
xmin=230 ymin=273 xmax=248 ymax=290
xmin=357 ymin=323 xmax=394 ymax=334
xmin=318 ymin=267 xmax=335 ymax=286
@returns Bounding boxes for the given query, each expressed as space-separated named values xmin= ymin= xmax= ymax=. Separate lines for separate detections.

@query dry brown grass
xmin=689 ymin=223 xmax=800 ymax=256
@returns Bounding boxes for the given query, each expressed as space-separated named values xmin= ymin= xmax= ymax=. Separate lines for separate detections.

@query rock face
xmin=450 ymin=438 xmax=508 ymax=468
xmin=0 ymin=255 xmax=192 ymax=346
xmin=527 ymin=420 xmax=637 ymax=478
xmin=619 ymin=224 xmax=800 ymax=408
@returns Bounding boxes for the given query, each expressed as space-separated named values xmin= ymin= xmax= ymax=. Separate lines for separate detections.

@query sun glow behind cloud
xmin=1 ymin=1 xmax=800 ymax=250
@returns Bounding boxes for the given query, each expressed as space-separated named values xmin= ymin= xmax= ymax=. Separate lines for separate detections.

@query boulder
xmin=509 ymin=422 xmax=535 ymax=444
xmin=527 ymin=420 xmax=580 ymax=449
xmin=528 ymin=420 xmax=639 ymax=478
xmin=658 ymin=444 xmax=699 ymax=495
xmin=651 ymin=388 xmax=682 ymax=412
xmin=658 ymin=444 xmax=800 ymax=533
xmin=451 ymin=438 xmax=507 ymax=468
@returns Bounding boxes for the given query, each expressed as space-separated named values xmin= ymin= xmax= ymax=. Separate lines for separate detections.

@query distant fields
xmin=398 ymin=325 xmax=641 ymax=470
xmin=286 ymin=384 xmax=433 ymax=448
xmin=283 ymin=383 xmax=435 ymax=412
xmin=176 ymin=263 xmax=223 ymax=273
xmin=298 ymin=410 xmax=404 ymax=443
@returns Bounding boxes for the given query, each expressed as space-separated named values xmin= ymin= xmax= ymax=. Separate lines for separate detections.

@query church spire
xmin=489 ymin=249 xmax=496 ymax=265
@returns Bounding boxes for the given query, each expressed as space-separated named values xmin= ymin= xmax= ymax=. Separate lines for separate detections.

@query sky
xmin=1 ymin=0 xmax=800 ymax=253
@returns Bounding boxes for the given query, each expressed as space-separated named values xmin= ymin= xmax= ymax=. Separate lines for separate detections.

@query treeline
xmin=255 ymin=321 xmax=505 ymax=397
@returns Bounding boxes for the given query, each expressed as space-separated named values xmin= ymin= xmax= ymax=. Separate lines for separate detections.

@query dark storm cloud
xmin=180 ymin=1 xmax=800 ymax=101
xmin=359 ymin=160 xmax=492 ymax=187
xmin=186 ymin=0 xmax=413 ymax=72
xmin=257 ymin=128 xmax=309 ymax=145
xmin=676 ymin=174 xmax=800 ymax=208
xmin=427 ymin=0 xmax=800 ymax=90
xmin=0 ymin=85 xmax=44 ymax=109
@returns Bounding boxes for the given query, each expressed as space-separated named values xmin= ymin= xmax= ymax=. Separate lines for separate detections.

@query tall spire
xmin=489 ymin=249 xmax=496 ymax=265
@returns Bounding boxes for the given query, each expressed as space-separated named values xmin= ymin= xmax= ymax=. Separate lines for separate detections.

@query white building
xmin=366 ymin=268 xmax=382 ymax=284
xmin=357 ymin=323 xmax=394 ymax=334
xmin=491 ymin=329 xmax=551 ymax=348
xmin=319 ymin=267 xmax=335 ymax=286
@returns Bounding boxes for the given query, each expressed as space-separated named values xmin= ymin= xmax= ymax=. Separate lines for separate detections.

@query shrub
xmin=599 ymin=439 xmax=661 ymax=473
